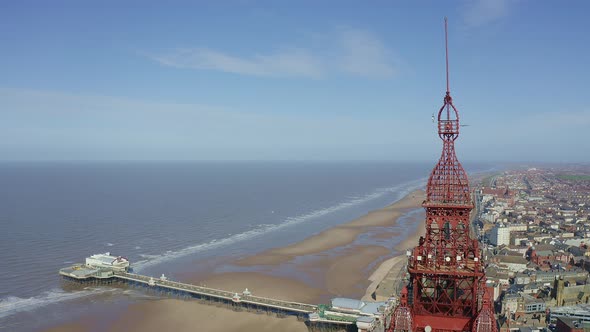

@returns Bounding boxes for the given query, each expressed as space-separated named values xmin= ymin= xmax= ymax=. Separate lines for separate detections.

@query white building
xmin=490 ymin=224 xmax=511 ymax=246
xmin=85 ymin=252 xmax=129 ymax=271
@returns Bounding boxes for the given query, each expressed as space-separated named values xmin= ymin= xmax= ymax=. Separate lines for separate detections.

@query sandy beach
xmin=44 ymin=190 xmax=426 ymax=332
xmin=236 ymin=190 xmax=424 ymax=266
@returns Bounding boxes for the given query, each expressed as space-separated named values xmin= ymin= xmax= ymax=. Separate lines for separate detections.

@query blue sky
xmin=0 ymin=1 xmax=588 ymax=162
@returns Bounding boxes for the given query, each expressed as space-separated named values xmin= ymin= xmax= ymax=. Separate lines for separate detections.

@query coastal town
xmin=472 ymin=167 xmax=590 ymax=331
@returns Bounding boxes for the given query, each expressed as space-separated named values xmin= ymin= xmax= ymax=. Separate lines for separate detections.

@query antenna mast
xmin=445 ymin=17 xmax=450 ymax=94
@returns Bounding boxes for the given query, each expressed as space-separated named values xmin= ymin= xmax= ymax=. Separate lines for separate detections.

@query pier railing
xmin=114 ymin=271 xmax=317 ymax=313
xmin=60 ymin=266 xmax=358 ymax=328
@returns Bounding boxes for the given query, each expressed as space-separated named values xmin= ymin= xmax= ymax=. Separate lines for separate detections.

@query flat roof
xmin=551 ymin=304 xmax=590 ymax=316
xmin=331 ymin=298 xmax=363 ymax=310
xmin=60 ymin=266 xmax=99 ymax=278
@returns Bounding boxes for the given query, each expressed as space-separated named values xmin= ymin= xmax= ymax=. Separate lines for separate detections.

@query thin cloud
xmin=152 ymin=47 xmax=324 ymax=78
xmin=337 ymin=28 xmax=396 ymax=78
xmin=148 ymin=28 xmax=397 ymax=79
xmin=462 ymin=0 xmax=512 ymax=28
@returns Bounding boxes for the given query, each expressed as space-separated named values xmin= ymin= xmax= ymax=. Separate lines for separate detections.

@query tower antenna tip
xmin=445 ymin=17 xmax=450 ymax=94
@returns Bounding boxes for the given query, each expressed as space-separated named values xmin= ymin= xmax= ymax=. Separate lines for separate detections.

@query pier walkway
xmin=114 ymin=271 xmax=318 ymax=314
xmin=59 ymin=264 xmax=360 ymax=330
xmin=57 ymin=254 xmax=407 ymax=332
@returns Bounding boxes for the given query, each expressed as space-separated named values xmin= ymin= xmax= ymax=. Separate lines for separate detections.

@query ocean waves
xmin=133 ymin=177 xmax=426 ymax=272
xmin=0 ymin=287 xmax=113 ymax=320
xmin=0 ymin=175 xmax=427 ymax=320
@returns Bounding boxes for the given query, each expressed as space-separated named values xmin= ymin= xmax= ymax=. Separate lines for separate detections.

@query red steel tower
xmin=389 ymin=19 xmax=496 ymax=332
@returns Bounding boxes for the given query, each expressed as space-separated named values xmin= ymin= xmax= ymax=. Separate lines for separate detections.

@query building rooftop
xmin=551 ymin=303 xmax=590 ymax=316
xmin=359 ymin=301 xmax=386 ymax=315
xmin=330 ymin=298 xmax=386 ymax=316
xmin=331 ymin=298 xmax=364 ymax=310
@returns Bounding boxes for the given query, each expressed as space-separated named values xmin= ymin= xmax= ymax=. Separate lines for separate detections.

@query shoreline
xmin=363 ymin=208 xmax=426 ymax=301
xmin=43 ymin=189 xmax=426 ymax=332
xmin=235 ymin=189 xmax=424 ymax=266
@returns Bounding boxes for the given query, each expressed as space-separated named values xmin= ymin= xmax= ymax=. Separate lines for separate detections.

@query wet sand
xmin=44 ymin=190 xmax=426 ymax=332
xmin=109 ymin=299 xmax=310 ymax=332
xmin=236 ymin=190 xmax=424 ymax=266
xmin=198 ymin=272 xmax=324 ymax=304
xmin=362 ymin=208 xmax=426 ymax=301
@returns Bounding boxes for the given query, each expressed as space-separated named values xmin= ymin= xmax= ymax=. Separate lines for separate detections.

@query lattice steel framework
xmin=391 ymin=287 xmax=413 ymax=332
xmin=388 ymin=19 xmax=497 ymax=332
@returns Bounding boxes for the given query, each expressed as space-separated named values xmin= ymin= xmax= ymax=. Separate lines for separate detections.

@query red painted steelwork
xmin=388 ymin=18 xmax=497 ymax=332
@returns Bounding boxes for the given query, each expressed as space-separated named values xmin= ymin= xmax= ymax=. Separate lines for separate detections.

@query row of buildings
xmin=475 ymin=167 xmax=590 ymax=331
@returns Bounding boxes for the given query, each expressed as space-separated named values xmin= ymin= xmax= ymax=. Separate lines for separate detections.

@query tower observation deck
xmin=388 ymin=19 xmax=497 ymax=332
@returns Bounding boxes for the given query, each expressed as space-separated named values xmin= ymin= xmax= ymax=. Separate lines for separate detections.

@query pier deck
xmin=58 ymin=264 xmax=361 ymax=330
xmin=114 ymin=271 xmax=318 ymax=314
xmin=55 ymin=252 xmax=410 ymax=332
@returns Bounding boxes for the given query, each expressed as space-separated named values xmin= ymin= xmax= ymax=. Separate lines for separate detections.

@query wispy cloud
xmin=462 ymin=0 xmax=513 ymax=28
xmin=153 ymin=47 xmax=324 ymax=78
xmin=148 ymin=28 xmax=397 ymax=79
xmin=337 ymin=28 xmax=396 ymax=78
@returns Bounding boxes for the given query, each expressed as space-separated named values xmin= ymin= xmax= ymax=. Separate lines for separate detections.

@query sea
xmin=0 ymin=161 xmax=494 ymax=331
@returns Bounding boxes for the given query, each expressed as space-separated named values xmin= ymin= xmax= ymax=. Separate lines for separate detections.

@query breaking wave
xmin=0 ymin=177 xmax=427 ymax=319
xmin=0 ymin=288 xmax=113 ymax=320
xmin=133 ymin=177 xmax=426 ymax=272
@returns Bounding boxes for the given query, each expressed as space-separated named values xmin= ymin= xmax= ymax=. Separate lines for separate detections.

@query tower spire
xmin=426 ymin=17 xmax=468 ymax=206
xmin=389 ymin=18 xmax=497 ymax=332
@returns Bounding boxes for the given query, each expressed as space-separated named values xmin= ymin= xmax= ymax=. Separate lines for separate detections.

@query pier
xmin=58 ymin=255 xmax=390 ymax=332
